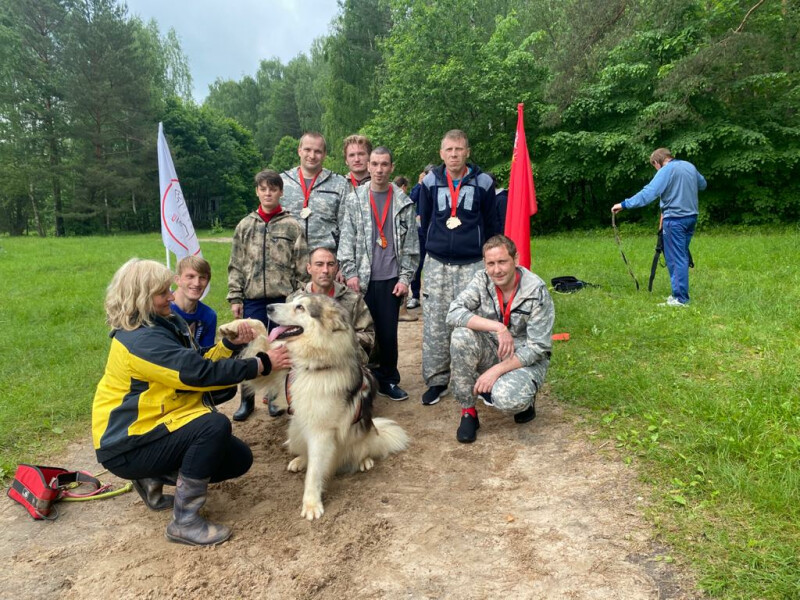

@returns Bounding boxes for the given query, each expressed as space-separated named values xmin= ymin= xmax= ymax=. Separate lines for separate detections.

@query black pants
xmin=364 ymin=277 xmax=401 ymax=386
xmin=102 ymin=412 xmax=253 ymax=482
xmin=410 ymin=228 xmax=426 ymax=299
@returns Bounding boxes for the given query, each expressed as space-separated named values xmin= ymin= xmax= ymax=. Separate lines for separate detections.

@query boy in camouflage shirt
xmin=227 ymin=169 xmax=308 ymax=420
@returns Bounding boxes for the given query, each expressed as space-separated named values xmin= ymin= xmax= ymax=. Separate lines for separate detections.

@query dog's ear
xmin=306 ymin=297 xmax=323 ymax=319
xmin=328 ymin=302 xmax=351 ymax=332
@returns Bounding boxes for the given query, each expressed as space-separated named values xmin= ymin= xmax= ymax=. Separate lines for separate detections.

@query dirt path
xmin=0 ymin=318 xmax=699 ymax=599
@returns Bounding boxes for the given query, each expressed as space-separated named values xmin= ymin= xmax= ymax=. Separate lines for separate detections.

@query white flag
xmin=158 ymin=122 xmax=201 ymax=262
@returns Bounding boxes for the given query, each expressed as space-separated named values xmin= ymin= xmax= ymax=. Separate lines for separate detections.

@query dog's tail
xmin=370 ymin=417 xmax=410 ymax=456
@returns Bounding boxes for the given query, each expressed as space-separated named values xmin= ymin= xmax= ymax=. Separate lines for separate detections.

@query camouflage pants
xmin=450 ymin=327 xmax=546 ymax=412
xmin=421 ymin=256 xmax=483 ymax=387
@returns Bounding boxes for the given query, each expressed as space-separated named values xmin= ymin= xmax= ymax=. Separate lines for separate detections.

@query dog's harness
xmin=284 ymin=370 xmax=366 ymax=425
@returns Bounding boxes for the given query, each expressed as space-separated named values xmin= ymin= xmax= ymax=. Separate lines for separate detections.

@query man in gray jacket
xmin=339 ymin=146 xmax=419 ymax=401
xmin=281 ymin=132 xmax=349 ymax=251
xmin=446 ymin=235 xmax=554 ymax=443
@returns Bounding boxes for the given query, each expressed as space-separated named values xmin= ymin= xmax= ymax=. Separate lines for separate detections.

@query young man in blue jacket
xmin=612 ymin=148 xmax=706 ymax=306
xmin=417 ymin=130 xmax=500 ymax=406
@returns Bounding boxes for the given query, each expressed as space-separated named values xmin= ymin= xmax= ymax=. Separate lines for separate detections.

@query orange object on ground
xmin=551 ymin=333 xmax=570 ymax=341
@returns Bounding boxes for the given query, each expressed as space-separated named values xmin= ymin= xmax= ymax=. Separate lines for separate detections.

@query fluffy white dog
xmin=221 ymin=295 xmax=408 ymax=520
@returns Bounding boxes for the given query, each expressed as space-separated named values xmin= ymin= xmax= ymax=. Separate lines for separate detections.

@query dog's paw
xmin=301 ymin=498 xmax=325 ymax=521
xmin=287 ymin=456 xmax=307 ymax=472
xmin=359 ymin=457 xmax=375 ymax=472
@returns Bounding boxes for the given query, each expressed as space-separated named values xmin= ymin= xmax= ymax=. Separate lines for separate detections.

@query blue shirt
xmin=170 ymin=301 xmax=217 ymax=348
xmin=622 ymin=160 xmax=707 ymax=218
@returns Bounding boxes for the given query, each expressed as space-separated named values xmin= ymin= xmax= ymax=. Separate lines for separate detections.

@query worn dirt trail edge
xmin=0 ymin=319 xmax=699 ymax=599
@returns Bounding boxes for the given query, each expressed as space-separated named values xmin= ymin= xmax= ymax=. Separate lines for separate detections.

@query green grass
xmin=0 ymin=227 xmax=798 ymax=598
xmin=533 ymin=225 xmax=800 ymax=599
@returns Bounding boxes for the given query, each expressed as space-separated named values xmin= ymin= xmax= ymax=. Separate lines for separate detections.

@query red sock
xmin=462 ymin=407 xmax=477 ymax=418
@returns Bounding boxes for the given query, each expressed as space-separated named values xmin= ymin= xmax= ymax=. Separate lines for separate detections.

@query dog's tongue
xmin=268 ymin=325 xmax=290 ymax=342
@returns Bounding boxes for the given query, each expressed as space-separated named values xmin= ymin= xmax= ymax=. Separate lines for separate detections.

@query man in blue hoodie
xmin=417 ymin=130 xmax=500 ymax=406
xmin=612 ymin=148 xmax=706 ymax=306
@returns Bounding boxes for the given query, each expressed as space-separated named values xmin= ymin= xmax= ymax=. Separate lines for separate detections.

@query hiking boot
xmin=480 ymin=392 xmax=493 ymax=406
xmin=233 ymin=388 xmax=255 ymax=421
xmin=456 ymin=411 xmax=480 ymax=443
xmin=132 ymin=477 xmax=174 ymax=511
xmin=165 ymin=474 xmax=231 ymax=546
xmin=421 ymin=385 xmax=448 ymax=406
xmin=514 ymin=403 xmax=536 ymax=424
xmin=406 ymin=297 xmax=420 ymax=309
xmin=378 ymin=383 xmax=409 ymax=401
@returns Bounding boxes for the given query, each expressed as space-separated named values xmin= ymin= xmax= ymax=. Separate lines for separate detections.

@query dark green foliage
xmin=1 ymin=0 xmax=798 ymax=235
xmin=162 ymin=98 xmax=262 ymax=228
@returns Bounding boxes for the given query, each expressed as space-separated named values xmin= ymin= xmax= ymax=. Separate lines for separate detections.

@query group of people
xmin=92 ymin=128 xmax=705 ymax=546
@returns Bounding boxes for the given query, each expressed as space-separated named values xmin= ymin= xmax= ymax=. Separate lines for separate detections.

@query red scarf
xmin=257 ymin=205 xmax=282 ymax=224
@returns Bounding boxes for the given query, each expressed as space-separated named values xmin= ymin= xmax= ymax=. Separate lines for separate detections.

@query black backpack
xmin=551 ymin=276 xmax=598 ymax=293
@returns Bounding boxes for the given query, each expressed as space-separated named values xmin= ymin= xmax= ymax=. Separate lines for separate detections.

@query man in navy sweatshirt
xmin=417 ymin=130 xmax=500 ymax=406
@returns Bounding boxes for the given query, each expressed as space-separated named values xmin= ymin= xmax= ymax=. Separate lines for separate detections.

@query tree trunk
xmin=47 ymin=113 xmax=65 ymax=237
xmin=28 ymin=182 xmax=46 ymax=237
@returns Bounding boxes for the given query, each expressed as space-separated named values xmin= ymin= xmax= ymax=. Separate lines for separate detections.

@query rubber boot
xmin=232 ymin=386 xmax=255 ymax=421
xmin=132 ymin=477 xmax=174 ymax=511
xmin=165 ymin=474 xmax=232 ymax=546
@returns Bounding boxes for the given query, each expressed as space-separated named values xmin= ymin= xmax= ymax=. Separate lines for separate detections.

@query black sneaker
xmin=514 ymin=403 xmax=536 ymax=424
xmin=378 ymin=383 xmax=409 ymax=401
xmin=456 ymin=412 xmax=480 ymax=443
xmin=421 ymin=385 xmax=448 ymax=406
xmin=480 ymin=392 xmax=493 ymax=406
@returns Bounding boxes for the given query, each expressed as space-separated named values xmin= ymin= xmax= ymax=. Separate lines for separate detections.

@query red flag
xmin=505 ymin=103 xmax=537 ymax=268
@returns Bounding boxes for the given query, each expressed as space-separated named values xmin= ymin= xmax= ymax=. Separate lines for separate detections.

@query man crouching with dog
xmin=287 ymin=246 xmax=375 ymax=364
xmin=446 ymin=235 xmax=554 ymax=443
xmin=92 ymin=258 xmax=290 ymax=546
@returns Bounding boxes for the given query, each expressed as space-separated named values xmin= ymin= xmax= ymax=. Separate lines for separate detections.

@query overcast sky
xmin=124 ymin=0 xmax=340 ymax=102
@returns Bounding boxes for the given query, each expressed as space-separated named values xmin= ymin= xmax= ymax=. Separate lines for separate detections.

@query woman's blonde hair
xmin=105 ymin=258 xmax=173 ymax=331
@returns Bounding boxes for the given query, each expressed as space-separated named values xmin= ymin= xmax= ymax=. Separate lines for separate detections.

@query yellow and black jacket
xmin=92 ymin=314 xmax=258 ymax=463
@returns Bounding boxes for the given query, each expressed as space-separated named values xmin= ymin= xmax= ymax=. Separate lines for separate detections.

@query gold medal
xmin=377 ymin=236 xmax=387 ymax=249
xmin=446 ymin=216 xmax=462 ymax=229
xmin=300 ymin=207 xmax=312 ymax=219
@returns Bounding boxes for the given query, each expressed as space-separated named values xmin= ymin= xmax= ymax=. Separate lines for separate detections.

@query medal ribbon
xmin=495 ymin=271 xmax=521 ymax=327
xmin=298 ymin=170 xmax=320 ymax=208
xmin=446 ymin=169 xmax=466 ymax=218
xmin=369 ymin=186 xmax=393 ymax=248
xmin=349 ymin=173 xmax=359 ymax=190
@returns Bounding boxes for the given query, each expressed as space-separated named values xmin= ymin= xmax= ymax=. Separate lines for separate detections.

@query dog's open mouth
xmin=268 ymin=325 xmax=304 ymax=342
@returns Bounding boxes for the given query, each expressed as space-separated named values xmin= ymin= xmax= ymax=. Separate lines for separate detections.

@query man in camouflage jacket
xmin=339 ymin=147 xmax=419 ymax=401
xmin=281 ymin=132 xmax=348 ymax=252
xmin=446 ymin=235 xmax=554 ymax=443
xmin=286 ymin=246 xmax=375 ymax=365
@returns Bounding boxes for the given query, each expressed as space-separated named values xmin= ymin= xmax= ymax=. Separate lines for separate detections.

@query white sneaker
xmin=658 ymin=296 xmax=687 ymax=307
xmin=406 ymin=297 xmax=420 ymax=309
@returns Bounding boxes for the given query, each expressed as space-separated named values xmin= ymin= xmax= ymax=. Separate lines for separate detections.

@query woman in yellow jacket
xmin=92 ymin=258 xmax=290 ymax=546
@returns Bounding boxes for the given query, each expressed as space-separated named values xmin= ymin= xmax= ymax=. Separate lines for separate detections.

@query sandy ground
xmin=0 ymin=317 xmax=701 ymax=599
